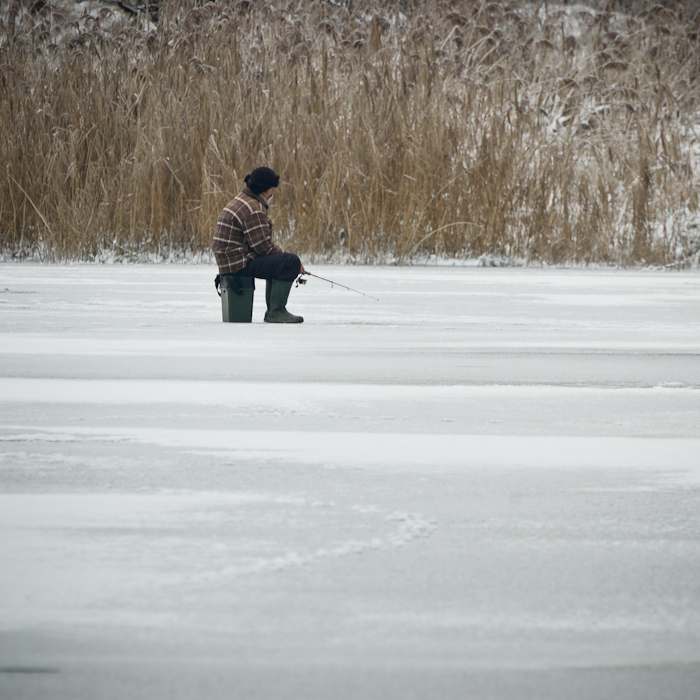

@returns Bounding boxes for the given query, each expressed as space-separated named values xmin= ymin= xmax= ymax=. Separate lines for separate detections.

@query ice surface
xmin=1 ymin=264 xmax=699 ymax=700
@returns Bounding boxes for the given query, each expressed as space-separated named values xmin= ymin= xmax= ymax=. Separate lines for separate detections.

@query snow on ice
xmin=0 ymin=263 xmax=699 ymax=700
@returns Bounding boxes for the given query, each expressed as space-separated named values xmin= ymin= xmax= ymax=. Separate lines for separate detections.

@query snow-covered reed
xmin=1 ymin=0 xmax=699 ymax=265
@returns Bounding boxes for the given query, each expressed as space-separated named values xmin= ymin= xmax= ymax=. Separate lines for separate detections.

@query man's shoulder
xmin=227 ymin=191 xmax=265 ymax=216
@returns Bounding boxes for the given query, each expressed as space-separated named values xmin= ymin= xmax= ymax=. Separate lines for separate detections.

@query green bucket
xmin=221 ymin=275 xmax=255 ymax=323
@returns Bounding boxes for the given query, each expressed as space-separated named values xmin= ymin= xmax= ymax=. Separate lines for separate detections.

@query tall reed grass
xmin=1 ymin=0 xmax=699 ymax=265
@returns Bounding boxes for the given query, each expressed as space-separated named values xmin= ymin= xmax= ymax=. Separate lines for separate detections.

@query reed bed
xmin=1 ymin=0 xmax=700 ymax=265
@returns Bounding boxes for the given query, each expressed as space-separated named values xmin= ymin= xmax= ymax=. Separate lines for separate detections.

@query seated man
xmin=213 ymin=167 xmax=305 ymax=323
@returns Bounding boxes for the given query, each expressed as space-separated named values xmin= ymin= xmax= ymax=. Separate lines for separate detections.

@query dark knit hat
xmin=244 ymin=167 xmax=280 ymax=195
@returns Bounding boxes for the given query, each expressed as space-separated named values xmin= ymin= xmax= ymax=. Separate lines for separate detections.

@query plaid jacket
xmin=212 ymin=188 xmax=283 ymax=275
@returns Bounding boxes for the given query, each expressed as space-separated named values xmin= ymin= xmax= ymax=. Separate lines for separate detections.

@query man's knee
xmin=272 ymin=253 xmax=301 ymax=281
xmin=285 ymin=254 xmax=302 ymax=279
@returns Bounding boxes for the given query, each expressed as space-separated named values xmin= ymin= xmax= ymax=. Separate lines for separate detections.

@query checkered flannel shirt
xmin=213 ymin=187 xmax=283 ymax=275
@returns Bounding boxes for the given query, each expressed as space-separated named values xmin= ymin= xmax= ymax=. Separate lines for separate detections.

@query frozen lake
xmin=1 ymin=263 xmax=699 ymax=700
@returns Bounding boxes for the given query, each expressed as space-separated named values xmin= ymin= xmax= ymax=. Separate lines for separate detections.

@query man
xmin=213 ymin=167 xmax=306 ymax=323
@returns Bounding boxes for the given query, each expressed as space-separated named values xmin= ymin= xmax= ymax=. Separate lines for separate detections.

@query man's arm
xmin=244 ymin=210 xmax=283 ymax=256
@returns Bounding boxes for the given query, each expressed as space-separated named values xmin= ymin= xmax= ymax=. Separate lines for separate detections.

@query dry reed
xmin=1 ymin=0 xmax=700 ymax=265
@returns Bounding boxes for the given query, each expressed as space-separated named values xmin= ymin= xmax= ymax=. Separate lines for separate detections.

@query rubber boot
xmin=264 ymin=279 xmax=303 ymax=324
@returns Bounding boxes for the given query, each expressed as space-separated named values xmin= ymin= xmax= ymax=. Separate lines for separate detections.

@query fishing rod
xmin=298 ymin=273 xmax=379 ymax=301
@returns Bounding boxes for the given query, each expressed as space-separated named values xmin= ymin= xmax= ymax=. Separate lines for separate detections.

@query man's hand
xmin=299 ymin=262 xmax=308 ymax=275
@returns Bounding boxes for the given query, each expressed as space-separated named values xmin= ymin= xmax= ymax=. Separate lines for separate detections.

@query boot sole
xmin=264 ymin=317 xmax=304 ymax=324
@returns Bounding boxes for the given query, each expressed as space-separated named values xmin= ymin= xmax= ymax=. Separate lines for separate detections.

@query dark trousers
xmin=237 ymin=253 xmax=301 ymax=282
